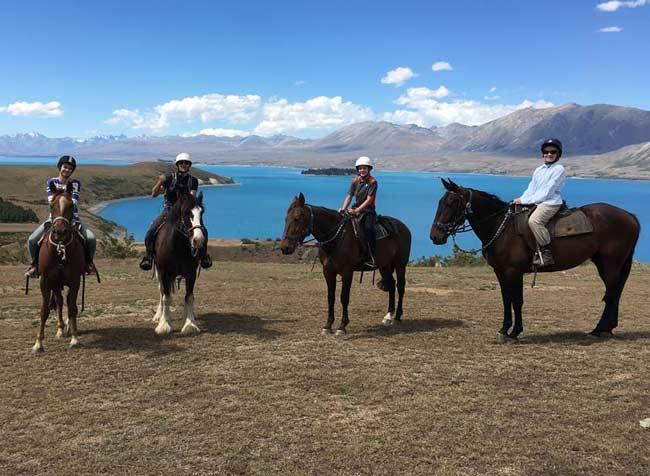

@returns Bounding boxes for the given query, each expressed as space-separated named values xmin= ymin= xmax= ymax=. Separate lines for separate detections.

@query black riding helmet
xmin=57 ymin=155 xmax=77 ymax=171
xmin=540 ymin=138 xmax=562 ymax=159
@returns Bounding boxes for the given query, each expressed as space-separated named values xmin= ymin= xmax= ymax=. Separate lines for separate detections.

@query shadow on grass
xmin=198 ymin=313 xmax=286 ymax=339
xmin=351 ymin=318 xmax=465 ymax=340
xmin=84 ymin=325 xmax=184 ymax=355
xmin=521 ymin=330 xmax=650 ymax=345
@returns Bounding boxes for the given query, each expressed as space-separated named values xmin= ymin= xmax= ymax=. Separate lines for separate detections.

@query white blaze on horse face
xmin=190 ymin=206 xmax=205 ymax=248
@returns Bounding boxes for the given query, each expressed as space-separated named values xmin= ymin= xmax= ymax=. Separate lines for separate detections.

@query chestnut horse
xmin=280 ymin=193 xmax=411 ymax=334
xmin=150 ymin=192 xmax=207 ymax=336
xmin=430 ymin=179 xmax=640 ymax=342
xmin=32 ymin=183 xmax=85 ymax=352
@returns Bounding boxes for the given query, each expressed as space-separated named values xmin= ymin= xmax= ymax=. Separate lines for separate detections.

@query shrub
xmin=0 ymin=197 xmax=38 ymax=223
xmin=99 ymin=234 xmax=138 ymax=259
xmin=410 ymin=245 xmax=486 ymax=267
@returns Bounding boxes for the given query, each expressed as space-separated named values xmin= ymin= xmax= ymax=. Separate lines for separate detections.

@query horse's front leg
xmin=509 ymin=274 xmax=524 ymax=339
xmin=155 ymin=275 xmax=173 ymax=336
xmin=321 ymin=267 xmax=336 ymax=335
xmin=54 ymin=289 xmax=66 ymax=338
xmin=33 ymin=287 xmax=51 ymax=353
xmin=67 ymin=284 xmax=81 ymax=349
xmin=495 ymin=272 xmax=514 ymax=343
xmin=180 ymin=274 xmax=200 ymax=335
xmin=336 ymin=272 xmax=353 ymax=335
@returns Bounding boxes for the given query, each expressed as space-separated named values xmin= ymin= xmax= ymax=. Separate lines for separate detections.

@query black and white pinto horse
xmin=151 ymin=192 xmax=207 ymax=335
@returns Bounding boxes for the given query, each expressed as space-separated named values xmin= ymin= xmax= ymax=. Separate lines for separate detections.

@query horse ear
xmin=298 ymin=192 xmax=305 ymax=206
xmin=447 ymin=178 xmax=460 ymax=190
xmin=441 ymin=178 xmax=451 ymax=190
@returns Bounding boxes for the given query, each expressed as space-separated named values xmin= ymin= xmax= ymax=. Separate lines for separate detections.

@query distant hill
xmin=2 ymin=103 xmax=650 ymax=176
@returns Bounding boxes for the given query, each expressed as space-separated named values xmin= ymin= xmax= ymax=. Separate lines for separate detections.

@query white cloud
xmin=599 ymin=26 xmax=623 ymax=32
xmin=484 ymin=95 xmax=501 ymax=101
xmin=597 ymin=0 xmax=646 ymax=11
xmin=384 ymin=89 xmax=554 ymax=127
xmin=295 ymin=80 xmax=307 ymax=86
xmin=105 ymin=93 xmax=261 ymax=130
xmin=254 ymin=96 xmax=375 ymax=135
xmin=0 ymin=101 xmax=63 ymax=117
xmin=196 ymin=128 xmax=249 ymax=137
xmin=381 ymin=67 xmax=418 ymax=86
xmin=489 ymin=86 xmax=497 ymax=93
xmin=432 ymin=61 xmax=453 ymax=72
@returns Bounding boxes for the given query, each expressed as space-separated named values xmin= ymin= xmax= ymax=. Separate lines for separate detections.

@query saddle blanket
xmin=514 ymin=206 xmax=593 ymax=238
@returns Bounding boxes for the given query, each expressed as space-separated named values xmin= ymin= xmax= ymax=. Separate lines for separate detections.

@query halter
xmin=47 ymin=216 xmax=74 ymax=264
xmin=174 ymin=203 xmax=207 ymax=257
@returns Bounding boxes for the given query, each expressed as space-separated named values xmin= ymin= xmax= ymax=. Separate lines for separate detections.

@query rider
xmin=139 ymin=152 xmax=212 ymax=271
xmin=513 ymin=138 xmax=567 ymax=268
xmin=24 ymin=155 xmax=97 ymax=277
xmin=339 ymin=156 xmax=378 ymax=268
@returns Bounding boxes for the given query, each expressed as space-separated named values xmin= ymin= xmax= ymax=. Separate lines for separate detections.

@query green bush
xmin=410 ymin=245 xmax=486 ymax=267
xmin=99 ymin=234 xmax=138 ymax=259
xmin=0 ymin=197 xmax=38 ymax=223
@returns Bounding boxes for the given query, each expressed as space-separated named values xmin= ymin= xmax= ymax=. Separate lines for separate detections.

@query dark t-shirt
xmin=348 ymin=175 xmax=377 ymax=211
xmin=162 ymin=172 xmax=199 ymax=207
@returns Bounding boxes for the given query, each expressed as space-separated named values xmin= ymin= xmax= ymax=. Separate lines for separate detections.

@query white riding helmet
xmin=355 ymin=156 xmax=373 ymax=170
xmin=175 ymin=152 xmax=192 ymax=165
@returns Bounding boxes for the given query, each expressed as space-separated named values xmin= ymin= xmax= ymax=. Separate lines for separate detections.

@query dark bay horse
xmin=280 ymin=193 xmax=411 ymax=334
xmin=430 ymin=179 xmax=640 ymax=342
xmin=151 ymin=192 xmax=207 ymax=336
xmin=32 ymin=183 xmax=85 ymax=352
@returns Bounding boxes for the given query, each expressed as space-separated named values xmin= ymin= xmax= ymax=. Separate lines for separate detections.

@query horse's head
xmin=280 ymin=192 xmax=311 ymax=255
xmin=430 ymin=178 xmax=472 ymax=245
xmin=49 ymin=181 xmax=75 ymax=242
xmin=174 ymin=192 xmax=207 ymax=257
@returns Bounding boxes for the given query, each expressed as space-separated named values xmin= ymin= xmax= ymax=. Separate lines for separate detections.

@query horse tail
xmin=619 ymin=212 xmax=641 ymax=290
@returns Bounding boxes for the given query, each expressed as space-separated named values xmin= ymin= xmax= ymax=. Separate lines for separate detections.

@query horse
xmin=32 ymin=182 xmax=85 ymax=352
xmin=430 ymin=179 xmax=640 ymax=342
xmin=151 ymin=192 xmax=207 ymax=336
xmin=280 ymin=193 xmax=412 ymax=334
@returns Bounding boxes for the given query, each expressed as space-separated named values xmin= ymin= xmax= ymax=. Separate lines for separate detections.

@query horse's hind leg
xmin=379 ymin=266 xmax=396 ymax=327
xmin=395 ymin=264 xmax=406 ymax=322
xmin=181 ymin=275 xmax=200 ymax=335
xmin=55 ymin=290 xmax=67 ymax=338
xmin=152 ymin=279 xmax=164 ymax=323
xmin=591 ymin=254 xmax=631 ymax=336
xmin=33 ymin=289 xmax=52 ymax=353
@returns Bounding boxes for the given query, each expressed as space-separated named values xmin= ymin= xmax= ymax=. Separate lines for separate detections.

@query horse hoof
xmin=382 ymin=313 xmax=395 ymax=327
xmin=335 ymin=329 xmax=347 ymax=336
xmin=155 ymin=321 xmax=173 ymax=336
xmin=181 ymin=321 xmax=201 ymax=335
xmin=496 ymin=333 xmax=518 ymax=344
xmin=68 ymin=340 xmax=82 ymax=350
xmin=31 ymin=344 xmax=44 ymax=354
xmin=320 ymin=328 xmax=333 ymax=336
xmin=587 ymin=330 xmax=614 ymax=339
xmin=56 ymin=329 xmax=64 ymax=339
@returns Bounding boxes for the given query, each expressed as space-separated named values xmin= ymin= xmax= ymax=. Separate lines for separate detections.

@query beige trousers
xmin=528 ymin=203 xmax=561 ymax=246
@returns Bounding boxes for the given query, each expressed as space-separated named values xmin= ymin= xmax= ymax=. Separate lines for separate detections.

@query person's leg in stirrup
xmin=140 ymin=214 xmax=164 ymax=270
xmin=362 ymin=211 xmax=377 ymax=268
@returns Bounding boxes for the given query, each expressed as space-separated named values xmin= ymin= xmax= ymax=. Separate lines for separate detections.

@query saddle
xmin=350 ymin=215 xmax=399 ymax=269
xmin=514 ymin=203 xmax=593 ymax=250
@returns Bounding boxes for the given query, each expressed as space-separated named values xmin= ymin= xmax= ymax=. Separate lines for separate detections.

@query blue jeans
xmin=27 ymin=220 xmax=96 ymax=264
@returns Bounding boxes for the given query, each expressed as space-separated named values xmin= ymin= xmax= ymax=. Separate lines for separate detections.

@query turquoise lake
xmin=2 ymin=156 xmax=648 ymax=262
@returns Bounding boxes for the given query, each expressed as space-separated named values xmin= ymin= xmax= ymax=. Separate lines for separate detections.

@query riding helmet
xmin=540 ymin=138 xmax=562 ymax=159
xmin=57 ymin=155 xmax=77 ymax=171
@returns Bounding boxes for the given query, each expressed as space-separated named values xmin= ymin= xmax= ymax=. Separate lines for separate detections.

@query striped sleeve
xmin=71 ymin=180 xmax=81 ymax=203
xmin=46 ymin=178 xmax=55 ymax=203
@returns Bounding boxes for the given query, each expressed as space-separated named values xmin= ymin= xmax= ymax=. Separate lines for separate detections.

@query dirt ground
xmin=1 ymin=259 xmax=649 ymax=475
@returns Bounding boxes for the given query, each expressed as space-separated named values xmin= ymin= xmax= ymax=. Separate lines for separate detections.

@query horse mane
xmin=168 ymin=193 xmax=201 ymax=224
xmin=470 ymin=188 xmax=508 ymax=215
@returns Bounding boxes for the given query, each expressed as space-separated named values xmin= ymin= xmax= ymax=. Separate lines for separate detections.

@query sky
xmin=1 ymin=0 xmax=649 ymax=139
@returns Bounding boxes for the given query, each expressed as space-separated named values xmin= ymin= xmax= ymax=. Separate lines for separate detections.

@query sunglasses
xmin=177 ymin=161 xmax=191 ymax=166
xmin=542 ymin=150 xmax=558 ymax=156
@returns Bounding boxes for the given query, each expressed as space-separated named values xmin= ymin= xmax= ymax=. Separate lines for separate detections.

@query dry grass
xmin=1 ymin=260 xmax=649 ymax=475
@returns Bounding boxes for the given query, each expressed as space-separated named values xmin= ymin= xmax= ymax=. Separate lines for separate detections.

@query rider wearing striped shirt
xmin=25 ymin=155 xmax=97 ymax=277
xmin=513 ymin=138 xmax=567 ymax=268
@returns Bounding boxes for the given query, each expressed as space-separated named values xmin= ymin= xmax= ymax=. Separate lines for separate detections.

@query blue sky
xmin=1 ymin=0 xmax=648 ymax=138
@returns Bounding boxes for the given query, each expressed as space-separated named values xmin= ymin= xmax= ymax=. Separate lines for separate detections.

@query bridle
xmin=47 ymin=216 xmax=74 ymax=265
xmin=283 ymin=205 xmax=348 ymax=246
xmin=433 ymin=189 xmax=514 ymax=254
xmin=175 ymin=202 xmax=207 ymax=257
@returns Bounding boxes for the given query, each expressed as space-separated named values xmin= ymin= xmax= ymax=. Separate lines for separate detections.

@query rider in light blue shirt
xmin=513 ymin=138 xmax=567 ymax=267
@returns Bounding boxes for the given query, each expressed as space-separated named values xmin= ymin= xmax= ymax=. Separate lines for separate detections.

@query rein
xmin=284 ymin=205 xmax=348 ymax=246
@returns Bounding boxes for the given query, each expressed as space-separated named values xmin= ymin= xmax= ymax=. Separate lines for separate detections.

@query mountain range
xmin=2 ymin=103 xmax=650 ymax=177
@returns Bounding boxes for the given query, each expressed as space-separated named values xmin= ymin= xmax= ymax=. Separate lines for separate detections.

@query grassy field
xmin=1 ymin=259 xmax=649 ymax=475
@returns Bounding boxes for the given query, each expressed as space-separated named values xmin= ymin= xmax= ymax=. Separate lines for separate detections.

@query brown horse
xmin=150 ymin=192 xmax=207 ymax=335
xmin=430 ymin=179 xmax=640 ymax=342
xmin=280 ymin=193 xmax=411 ymax=334
xmin=32 ymin=182 xmax=85 ymax=352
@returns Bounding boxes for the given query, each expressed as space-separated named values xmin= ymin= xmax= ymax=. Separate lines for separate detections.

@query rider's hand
xmin=338 ymin=207 xmax=346 ymax=213
xmin=512 ymin=198 xmax=522 ymax=205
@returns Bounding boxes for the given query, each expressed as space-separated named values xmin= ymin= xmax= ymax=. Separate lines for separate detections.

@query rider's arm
xmin=151 ymin=174 xmax=166 ymax=197
xmin=189 ymin=176 xmax=199 ymax=197
xmin=340 ymin=194 xmax=352 ymax=211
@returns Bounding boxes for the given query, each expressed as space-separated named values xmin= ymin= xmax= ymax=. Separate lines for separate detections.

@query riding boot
xmin=532 ymin=244 xmax=555 ymax=268
xmin=24 ymin=259 xmax=39 ymax=278
xmin=364 ymin=239 xmax=377 ymax=268
xmin=139 ymin=221 xmax=159 ymax=271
